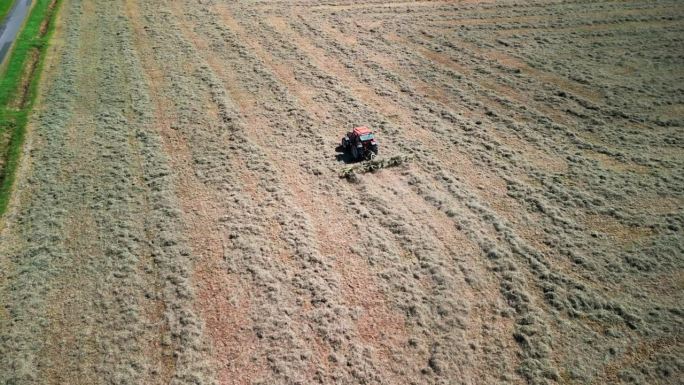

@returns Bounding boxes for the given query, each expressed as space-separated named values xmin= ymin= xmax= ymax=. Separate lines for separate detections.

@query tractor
xmin=340 ymin=126 xmax=378 ymax=161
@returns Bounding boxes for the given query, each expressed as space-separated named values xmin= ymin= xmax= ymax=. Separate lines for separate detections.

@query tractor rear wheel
xmin=351 ymin=146 xmax=359 ymax=161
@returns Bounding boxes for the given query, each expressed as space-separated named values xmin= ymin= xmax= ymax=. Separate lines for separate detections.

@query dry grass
xmin=1 ymin=0 xmax=682 ymax=384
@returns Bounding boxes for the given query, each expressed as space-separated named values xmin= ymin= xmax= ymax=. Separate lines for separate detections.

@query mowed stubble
xmin=0 ymin=1 xmax=681 ymax=385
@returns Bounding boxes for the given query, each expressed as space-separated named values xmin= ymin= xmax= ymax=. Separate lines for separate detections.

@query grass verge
xmin=0 ymin=0 xmax=61 ymax=216
xmin=0 ymin=0 xmax=15 ymax=23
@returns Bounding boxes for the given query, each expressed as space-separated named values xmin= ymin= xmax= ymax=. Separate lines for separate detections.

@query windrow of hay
xmin=1 ymin=0 xmax=681 ymax=384
xmin=0 ymin=0 xmax=213 ymax=383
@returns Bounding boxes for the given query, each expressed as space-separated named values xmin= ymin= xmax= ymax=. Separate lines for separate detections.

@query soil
xmin=0 ymin=1 xmax=682 ymax=385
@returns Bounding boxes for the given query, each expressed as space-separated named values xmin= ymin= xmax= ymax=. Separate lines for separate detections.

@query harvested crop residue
xmin=1 ymin=1 xmax=682 ymax=385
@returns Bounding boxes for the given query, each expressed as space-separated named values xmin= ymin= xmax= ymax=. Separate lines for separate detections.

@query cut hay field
xmin=0 ymin=1 xmax=682 ymax=384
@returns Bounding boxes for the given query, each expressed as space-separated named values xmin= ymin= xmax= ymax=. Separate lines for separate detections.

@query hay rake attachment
xmin=340 ymin=154 xmax=413 ymax=180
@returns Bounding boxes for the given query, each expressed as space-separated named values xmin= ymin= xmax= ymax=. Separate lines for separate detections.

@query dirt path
xmin=0 ymin=1 xmax=682 ymax=385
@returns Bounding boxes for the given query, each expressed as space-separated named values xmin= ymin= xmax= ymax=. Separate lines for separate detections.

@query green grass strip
xmin=0 ymin=0 xmax=61 ymax=216
xmin=0 ymin=0 xmax=15 ymax=23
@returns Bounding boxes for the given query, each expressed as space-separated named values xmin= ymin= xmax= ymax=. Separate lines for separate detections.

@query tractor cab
xmin=341 ymin=126 xmax=379 ymax=161
xmin=352 ymin=126 xmax=376 ymax=144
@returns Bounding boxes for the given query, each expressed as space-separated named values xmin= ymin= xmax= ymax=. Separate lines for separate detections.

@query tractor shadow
xmin=335 ymin=145 xmax=356 ymax=164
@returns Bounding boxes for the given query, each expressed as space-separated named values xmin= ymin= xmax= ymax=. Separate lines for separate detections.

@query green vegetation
xmin=0 ymin=0 xmax=60 ymax=216
xmin=0 ymin=0 xmax=15 ymax=23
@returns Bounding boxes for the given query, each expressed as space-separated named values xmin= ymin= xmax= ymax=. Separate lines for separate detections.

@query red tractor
xmin=340 ymin=126 xmax=379 ymax=161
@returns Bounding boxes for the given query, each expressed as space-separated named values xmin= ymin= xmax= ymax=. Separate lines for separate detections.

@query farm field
xmin=0 ymin=1 xmax=682 ymax=384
